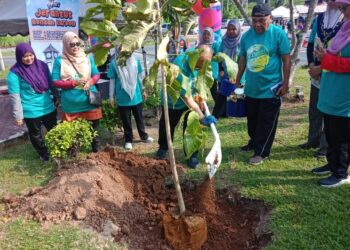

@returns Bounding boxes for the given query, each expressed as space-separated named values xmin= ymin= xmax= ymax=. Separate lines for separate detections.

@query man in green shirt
xmin=235 ymin=3 xmax=291 ymax=165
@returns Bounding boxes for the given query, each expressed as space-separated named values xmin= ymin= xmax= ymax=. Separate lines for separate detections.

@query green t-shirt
xmin=52 ymin=55 xmax=99 ymax=114
xmin=239 ymin=24 xmax=290 ymax=98
xmin=161 ymin=53 xmax=197 ymax=110
xmin=318 ymin=43 xmax=350 ymax=117
xmin=107 ymin=57 xmax=143 ymax=107
xmin=7 ymin=71 xmax=55 ymax=119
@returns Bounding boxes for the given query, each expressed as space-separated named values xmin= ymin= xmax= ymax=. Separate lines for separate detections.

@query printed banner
xmin=26 ymin=0 xmax=79 ymax=69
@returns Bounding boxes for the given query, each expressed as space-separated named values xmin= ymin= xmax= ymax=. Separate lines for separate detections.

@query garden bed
xmin=2 ymin=148 xmax=272 ymax=249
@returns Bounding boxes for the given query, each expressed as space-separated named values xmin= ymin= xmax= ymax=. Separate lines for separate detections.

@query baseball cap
xmin=252 ymin=3 xmax=271 ymax=17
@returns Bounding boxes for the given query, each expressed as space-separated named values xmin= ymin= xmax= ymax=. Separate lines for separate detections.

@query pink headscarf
xmin=328 ymin=0 xmax=350 ymax=54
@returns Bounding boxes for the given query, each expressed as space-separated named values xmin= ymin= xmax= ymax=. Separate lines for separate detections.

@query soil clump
xmin=2 ymin=147 xmax=272 ymax=249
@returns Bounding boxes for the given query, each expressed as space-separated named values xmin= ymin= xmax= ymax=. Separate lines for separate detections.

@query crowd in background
xmin=6 ymin=0 xmax=350 ymax=187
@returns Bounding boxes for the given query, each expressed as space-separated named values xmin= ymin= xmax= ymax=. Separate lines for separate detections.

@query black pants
xmin=24 ymin=110 xmax=57 ymax=157
xmin=324 ymin=114 xmax=350 ymax=179
xmin=158 ymin=107 xmax=189 ymax=151
xmin=118 ymin=103 xmax=148 ymax=143
xmin=307 ymin=84 xmax=328 ymax=151
xmin=245 ymin=97 xmax=281 ymax=157
xmin=210 ymin=80 xmax=218 ymax=103
xmin=212 ymin=94 xmax=227 ymax=119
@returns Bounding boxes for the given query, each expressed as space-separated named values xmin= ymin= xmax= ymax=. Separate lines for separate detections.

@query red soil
xmin=2 ymin=147 xmax=272 ymax=249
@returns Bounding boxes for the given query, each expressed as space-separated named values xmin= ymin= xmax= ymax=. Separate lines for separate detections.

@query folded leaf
xmin=212 ymin=52 xmax=238 ymax=81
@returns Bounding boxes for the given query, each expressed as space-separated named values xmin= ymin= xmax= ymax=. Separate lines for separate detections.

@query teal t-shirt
xmin=7 ymin=71 xmax=55 ymax=119
xmin=318 ymin=43 xmax=350 ymax=117
xmin=239 ymin=24 xmax=291 ymax=98
xmin=161 ymin=53 xmax=197 ymax=110
xmin=52 ymin=55 xmax=99 ymax=114
xmin=211 ymin=42 xmax=220 ymax=80
xmin=107 ymin=57 xmax=143 ymax=107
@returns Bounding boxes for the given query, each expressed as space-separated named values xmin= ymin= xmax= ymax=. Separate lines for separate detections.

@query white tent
xmin=0 ymin=0 xmax=114 ymax=36
xmin=295 ymin=3 xmax=327 ymax=15
xmin=271 ymin=6 xmax=299 ymax=19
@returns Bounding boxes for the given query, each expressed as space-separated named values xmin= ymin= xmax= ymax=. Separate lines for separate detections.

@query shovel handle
xmin=202 ymin=102 xmax=220 ymax=141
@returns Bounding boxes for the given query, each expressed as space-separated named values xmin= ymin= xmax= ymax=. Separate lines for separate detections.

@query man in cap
xmin=235 ymin=3 xmax=291 ymax=165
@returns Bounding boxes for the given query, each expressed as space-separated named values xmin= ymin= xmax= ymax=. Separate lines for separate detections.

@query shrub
xmin=45 ymin=119 xmax=96 ymax=159
xmin=144 ymin=84 xmax=161 ymax=110
xmin=100 ymin=100 xmax=123 ymax=133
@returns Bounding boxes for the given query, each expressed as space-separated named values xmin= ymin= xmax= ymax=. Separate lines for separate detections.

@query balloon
xmin=192 ymin=0 xmax=205 ymax=14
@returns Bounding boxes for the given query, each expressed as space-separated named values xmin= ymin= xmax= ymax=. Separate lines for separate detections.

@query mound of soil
xmin=2 ymin=148 xmax=272 ymax=249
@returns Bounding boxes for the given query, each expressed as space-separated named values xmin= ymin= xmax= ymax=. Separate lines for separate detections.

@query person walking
xmin=52 ymin=31 xmax=101 ymax=152
xmin=7 ymin=43 xmax=57 ymax=162
xmin=212 ymin=19 xmax=242 ymax=119
xmin=235 ymin=3 xmax=291 ymax=165
xmin=156 ymin=45 xmax=217 ymax=168
xmin=312 ymin=0 xmax=350 ymax=187
xmin=108 ymin=49 xmax=153 ymax=150
xmin=299 ymin=0 xmax=343 ymax=159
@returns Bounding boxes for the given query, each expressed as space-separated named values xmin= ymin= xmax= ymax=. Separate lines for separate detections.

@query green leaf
xmin=167 ymin=79 xmax=182 ymax=107
xmin=117 ymin=20 xmax=156 ymax=65
xmin=93 ymin=46 xmax=110 ymax=66
xmin=144 ymin=60 xmax=160 ymax=90
xmin=196 ymin=60 xmax=213 ymax=100
xmin=212 ymin=52 xmax=238 ymax=81
xmin=186 ymin=49 xmax=201 ymax=72
xmin=158 ymin=35 xmax=170 ymax=63
xmin=166 ymin=63 xmax=180 ymax=84
xmin=181 ymin=12 xmax=197 ymax=35
xmin=80 ymin=20 xmax=119 ymax=37
xmin=182 ymin=111 xmax=206 ymax=159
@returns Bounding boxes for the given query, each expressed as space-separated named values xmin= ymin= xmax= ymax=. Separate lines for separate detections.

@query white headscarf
xmin=114 ymin=51 xmax=139 ymax=99
xmin=323 ymin=7 xmax=343 ymax=29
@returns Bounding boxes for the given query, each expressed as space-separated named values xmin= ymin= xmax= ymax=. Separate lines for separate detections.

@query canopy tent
xmin=271 ymin=6 xmax=299 ymax=19
xmin=0 ymin=0 xmax=113 ymax=36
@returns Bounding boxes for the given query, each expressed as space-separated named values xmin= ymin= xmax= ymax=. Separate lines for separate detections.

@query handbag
xmin=66 ymin=56 xmax=102 ymax=107
xmin=86 ymin=89 xmax=102 ymax=107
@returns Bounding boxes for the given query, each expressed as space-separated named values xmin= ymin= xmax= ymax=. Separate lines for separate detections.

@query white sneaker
xmin=124 ymin=142 xmax=133 ymax=150
xmin=145 ymin=136 xmax=154 ymax=143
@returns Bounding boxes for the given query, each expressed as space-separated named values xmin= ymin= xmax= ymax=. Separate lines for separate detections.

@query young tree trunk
xmin=231 ymin=0 xmax=252 ymax=26
xmin=156 ymin=1 xmax=186 ymax=214
xmin=289 ymin=0 xmax=318 ymax=86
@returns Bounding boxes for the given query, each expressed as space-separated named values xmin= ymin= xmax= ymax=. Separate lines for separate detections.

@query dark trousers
xmin=210 ymin=80 xmax=218 ymax=103
xmin=158 ymin=107 xmax=188 ymax=151
xmin=307 ymin=84 xmax=328 ymax=151
xmin=245 ymin=97 xmax=281 ymax=157
xmin=324 ymin=114 xmax=350 ymax=179
xmin=118 ymin=103 xmax=148 ymax=143
xmin=24 ymin=110 xmax=57 ymax=157
xmin=212 ymin=94 xmax=227 ymax=119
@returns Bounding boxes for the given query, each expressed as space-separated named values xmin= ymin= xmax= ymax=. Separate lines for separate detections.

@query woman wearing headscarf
xmin=52 ymin=31 xmax=101 ymax=152
xmin=312 ymin=0 xmax=350 ymax=187
xmin=212 ymin=19 xmax=241 ymax=118
xmin=300 ymin=0 xmax=343 ymax=159
xmin=198 ymin=27 xmax=221 ymax=104
xmin=7 ymin=43 xmax=57 ymax=162
xmin=108 ymin=48 xmax=153 ymax=150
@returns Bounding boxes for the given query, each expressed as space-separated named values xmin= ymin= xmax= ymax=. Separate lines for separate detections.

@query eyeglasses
xmin=338 ymin=4 xmax=350 ymax=12
xmin=69 ymin=42 xmax=82 ymax=48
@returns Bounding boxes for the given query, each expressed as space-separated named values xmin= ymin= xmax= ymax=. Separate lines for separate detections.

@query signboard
xmin=26 ymin=0 xmax=79 ymax=69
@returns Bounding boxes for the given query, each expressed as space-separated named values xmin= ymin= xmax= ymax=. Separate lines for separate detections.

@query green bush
xmin=45 ymin=119 xmax=96 ymax=159
xmin=0 ymin=35 xmax=29 ymax=47
xmin=144 ymin=84 xmax=161 ymax=110
xmin=100 ymin=100 xmax=123 ymax=133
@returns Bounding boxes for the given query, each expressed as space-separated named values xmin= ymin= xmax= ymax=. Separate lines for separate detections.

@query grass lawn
xmin=1 ymin=66 xmax=350 ymax=249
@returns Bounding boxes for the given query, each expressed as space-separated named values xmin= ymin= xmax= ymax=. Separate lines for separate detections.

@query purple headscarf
xmin=328 ymin=0 xmax=350 ymax=54
xmin=328 ymin=19 xmax=350 ymax=55
xmin=10 ymin=43 xmax=50 ymax=93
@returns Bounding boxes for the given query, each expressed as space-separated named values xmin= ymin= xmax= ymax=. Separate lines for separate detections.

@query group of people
xmin=7 ymin=0 xmax=350 ymax=187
